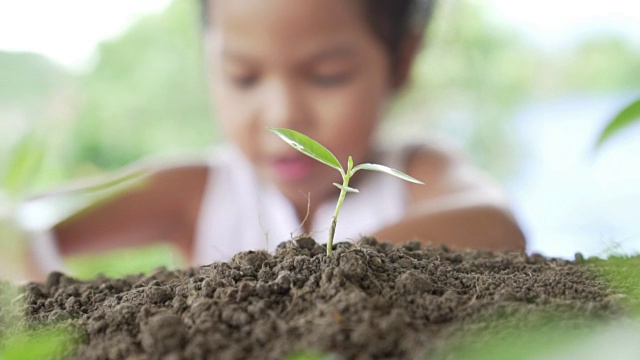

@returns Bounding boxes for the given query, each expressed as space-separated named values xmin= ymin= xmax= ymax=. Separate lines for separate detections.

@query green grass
xmin=591 ymin=255 xmax=640 ymax=314
xmin=443 ymin=255 xmax=640 ymax=359
xmin=0 ymin=327 xmax=77 ymax=360
xmin=66 ymin=243 xmax=185 ymax=280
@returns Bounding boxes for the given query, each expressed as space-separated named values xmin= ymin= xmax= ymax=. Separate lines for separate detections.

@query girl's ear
xmin=392 ymin=33 xmax=424 ymax=91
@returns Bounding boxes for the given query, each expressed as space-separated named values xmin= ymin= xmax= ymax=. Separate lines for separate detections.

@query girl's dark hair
xmin=200 ymin=0 xmax=436 ymax=64
xmin=362 ymin=0 xmax=436 ymax=62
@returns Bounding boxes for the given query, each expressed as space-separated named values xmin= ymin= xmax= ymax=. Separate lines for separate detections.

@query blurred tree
xmin=0 ymin=52 xmax=75 ymax=195
xmin=563 ymin=37 xmax=640 ymax=92
xmin=0 ymin=51 xmax=71 ymax=107
xmin=388 ymin=1 xmax=640 ymax=178
xmin=3 ymin=0 xmax=639 ymax=187
xmin=388 ymin=0 xmax=538 ymax=178
xmin=66 ymin=0 xmax=214 ymax=174
xmin=1 ymin=0 xmax=639 ymax=279
xmin=0 ymin=52 xmax=77 ymax=279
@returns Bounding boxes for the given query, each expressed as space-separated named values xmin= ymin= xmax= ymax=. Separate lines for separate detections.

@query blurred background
xmin=1 ymin=0 xmax=639 ymax=279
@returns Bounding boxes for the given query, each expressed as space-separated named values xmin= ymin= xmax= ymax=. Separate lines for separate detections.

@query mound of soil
xmin=10 ymin=237 xmax=626 ymax=359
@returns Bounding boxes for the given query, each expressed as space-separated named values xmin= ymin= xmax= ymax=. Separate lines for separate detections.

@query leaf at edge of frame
xmin=352 ymin=163 xmax=425 ymax=185
xmin=267 ymin=127 xmax=344 ymax=172
xmin=596 ymin=96 xmax=640 ymax=148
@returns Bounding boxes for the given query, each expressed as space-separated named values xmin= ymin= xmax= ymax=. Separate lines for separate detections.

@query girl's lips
xmin=269 ymin=156 xmax=317 ymax=182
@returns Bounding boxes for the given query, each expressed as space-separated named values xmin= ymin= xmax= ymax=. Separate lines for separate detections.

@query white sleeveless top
xmin=192 ymin=145 xmax=415 ymax=265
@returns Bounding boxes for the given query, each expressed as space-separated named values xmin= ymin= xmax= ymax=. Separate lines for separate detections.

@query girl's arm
xmin=26 ymin=165 xmax=208 ymax=277
xmin=374 ymin=143 xmax=526 ymax=251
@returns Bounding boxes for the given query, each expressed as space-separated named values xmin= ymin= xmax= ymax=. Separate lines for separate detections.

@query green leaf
xmin=352 ymin=163 xmax=425 ymax=184
xmin=2 ymin=131 xmax=46 ymax=196
xmin=333 ymin=183 xmax=359 ymax=193
xmin=267 ymin=128 xmax=344 ymax=173
xmin=596 ymin=96 xmax=640 ymax=148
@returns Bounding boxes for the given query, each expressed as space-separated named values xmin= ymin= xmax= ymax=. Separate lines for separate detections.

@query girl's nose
xmin=261 ymin=78 xmax=309 ymax=130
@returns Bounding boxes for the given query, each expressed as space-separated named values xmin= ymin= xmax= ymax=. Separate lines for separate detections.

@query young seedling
xmin=268 ymin=127 xmax=425 ymax=256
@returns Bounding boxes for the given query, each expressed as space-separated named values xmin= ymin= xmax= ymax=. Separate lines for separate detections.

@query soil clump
xmin=6 ymin=237 xmax=626 ymax=359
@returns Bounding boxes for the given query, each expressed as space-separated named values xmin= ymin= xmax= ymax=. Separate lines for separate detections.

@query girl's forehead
xmin=208 ymin=0 xmax=373 ymax=63
xmin=210 ymin=0 xmax=369 ymax=40
xmin=210 ymin=0 xmax=365 ymax=20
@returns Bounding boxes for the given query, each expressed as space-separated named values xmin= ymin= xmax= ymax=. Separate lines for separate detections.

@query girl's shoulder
xmin=145 ymin=162 xmax=210 ymax=194
xmin=103 ymin=156 xmax=212 ymax=199
xmin=405 ymin=139 xmax=466 ymax=182
xmin=402 ymin=139 xmax=506 ymax=204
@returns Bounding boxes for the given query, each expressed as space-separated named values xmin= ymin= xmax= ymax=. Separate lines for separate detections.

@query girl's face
xmin=206 ymin=0 xmax=395 ymax=206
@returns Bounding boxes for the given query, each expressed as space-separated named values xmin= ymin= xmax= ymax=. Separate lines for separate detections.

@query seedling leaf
xmin=333 ymin=183 xmax=359 ymax=193
xmin=268 ymin=127 xmax=344 ymax=173
xmin=352 ymin=163 xmax=425 ymax=184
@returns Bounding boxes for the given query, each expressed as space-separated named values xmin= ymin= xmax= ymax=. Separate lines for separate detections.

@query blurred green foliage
xmin=395 ymin=1 xmax=541 ymax=176
xmin=0 ymin=0 xmax=639 ymax=280
xmin=0 ymin=0 xmax=213 ymax=200
xmin=0 ymin=51 xmax=72 ymax=107
xmin=0 ymin=51 xmax=73 ymax=198
xmin=1 ymin=0 xmax=639 ymax=195
xmin=2 ymin=132 xmax=47 ymax=196
xmin=67 ymin=0 xmax=214 ymax=172
xmin=392 ymin=1 xmax=640 ymax=176
xmin=564 ymin=38 xmax=640 ymax=92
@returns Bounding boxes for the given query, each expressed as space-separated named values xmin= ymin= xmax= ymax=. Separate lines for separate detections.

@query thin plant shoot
xmin=268 ymin=127 xmax=425 ymax=256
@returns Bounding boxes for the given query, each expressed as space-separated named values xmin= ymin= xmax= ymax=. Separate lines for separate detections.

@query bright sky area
xmin=1 ymin=0 xmax=639 ymax=70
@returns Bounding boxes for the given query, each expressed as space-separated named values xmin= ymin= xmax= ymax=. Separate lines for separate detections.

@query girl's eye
xmin=311 ymin=73 xmax=352 ymax=87
xmin=230 ymin=75 xmax=259 ymax=89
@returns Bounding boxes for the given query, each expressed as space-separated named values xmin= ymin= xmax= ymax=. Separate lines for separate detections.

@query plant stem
xmin=327 ymin=183 xmax=348 ymax=256
xmin=327 ymin=158 xmax=353 ymax=256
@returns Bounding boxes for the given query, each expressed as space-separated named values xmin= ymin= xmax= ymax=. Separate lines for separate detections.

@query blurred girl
xmin=27 ymin=0 xmax=525 ymax=277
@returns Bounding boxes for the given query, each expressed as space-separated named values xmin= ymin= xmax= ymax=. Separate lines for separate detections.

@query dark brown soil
xmin=8 ymin=237 xmax=627 ymax=359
